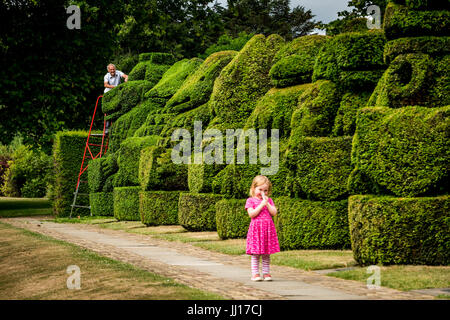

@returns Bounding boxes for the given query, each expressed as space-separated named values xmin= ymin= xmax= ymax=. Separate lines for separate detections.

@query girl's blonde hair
xmin=249 ymin=175 xmax=272 ymax=197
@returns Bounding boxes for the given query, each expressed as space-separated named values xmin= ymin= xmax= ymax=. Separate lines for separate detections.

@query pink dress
xmin=245 ymin=197 xmax=280 ymax=255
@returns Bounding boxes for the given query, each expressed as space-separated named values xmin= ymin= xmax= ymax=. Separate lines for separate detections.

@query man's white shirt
xmin=104 ymin=70 xmax=124 ymax=93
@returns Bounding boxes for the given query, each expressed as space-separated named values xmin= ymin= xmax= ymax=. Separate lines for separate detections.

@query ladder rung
xmin=79 ymin=180 xmax=88 ymax=183
xmin=71 ymin=205 xmax=91 ymax=209
xmin=90 ymin=133 xmax=104 ymax=137
xmin=74 ymin=193 xmax=89 ymax=196
xmin=88 ymin=143 xmax=103 ymax=147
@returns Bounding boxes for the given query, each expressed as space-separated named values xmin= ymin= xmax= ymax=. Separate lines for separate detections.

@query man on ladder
xmin=103 ymin=63 xmax=128 ymax=133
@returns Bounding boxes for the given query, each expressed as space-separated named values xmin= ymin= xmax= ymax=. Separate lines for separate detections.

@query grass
xmin=327 ymin=265 xmax=450 ymax=292
xmin=0 ymin=221 xmax=224 ymax=300
xmin=0 ymin=197 xmax=52 ymax=217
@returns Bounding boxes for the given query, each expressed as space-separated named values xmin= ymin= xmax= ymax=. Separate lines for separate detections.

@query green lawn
xmin=0 ymin=197 xmax=52 ymax=217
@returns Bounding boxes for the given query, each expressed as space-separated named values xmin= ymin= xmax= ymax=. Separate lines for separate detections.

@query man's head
xmin=107 ymin=63 xmax=116 ymax=76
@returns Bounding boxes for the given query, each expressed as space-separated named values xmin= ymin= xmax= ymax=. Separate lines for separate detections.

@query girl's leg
xmin=262 ymin=254 xmax=270 ymax=275
xmin=251 ymin=255 xmax=261 ymax=275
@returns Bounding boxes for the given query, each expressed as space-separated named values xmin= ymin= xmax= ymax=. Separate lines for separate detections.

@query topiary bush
xmin=113 ymin=186 xmax=141 ymax=221
xmin=285 ymin=136 xmax=353 ymax=201
xmin=53 ymin=131 xmax=100 ymax=217
xmin=88 ymin=153 xmax=118 ymax=193
xmin=139 ymin=191 xmax=180 ymax=226
xmin=369 ymin=53 xmax=450 ymax=108
xmin=332 ymin=91 xmax=372 ymax=137
xmin=209 ymin=34 xmax=285 ymax=130
xmin=274 ymin=197 xmax=350 ymax=250
xmin=215 ymin=198 xmax=250 ymax=239
xmin=128 ymin=52 xmax=175 ymax=83
xmin=178 ymin=192 xmax=224 ymax=231
xmin=350 ymin=105 xmax=450 ymax=197
xmin=383 ymin=2 xmax=450 ymax=40
xmin=290 ymin=80 xmax=341 ymax=138
xmin=348 ymin=194 xmax=450 ymax=265
xmin=312 ymin=31 xmax=386 ymax=91
xmin=269 ymin=35 xmax=329 ymax=88
xmin=90 ymin=192 xmax=113 ymax=216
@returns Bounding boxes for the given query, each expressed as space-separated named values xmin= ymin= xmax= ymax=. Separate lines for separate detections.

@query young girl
xmin=245 ymin=175 xmax=280 ymax=281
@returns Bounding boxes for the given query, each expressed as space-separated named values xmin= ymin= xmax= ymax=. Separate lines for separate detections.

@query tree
xmin=0 ymin=0 xmax=124 ymax=152
xmin=223 ymin=0 xmax=320 ymax=40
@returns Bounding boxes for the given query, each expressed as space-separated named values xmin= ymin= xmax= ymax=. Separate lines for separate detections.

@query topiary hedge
xmin=369 ymin=53 xmax=450 ymax=108
xmin=139 ymin=145 xmax=188 ymax=191
xmin=209 ymin=34 xmax=285 ymax=130
xmin=269 ymin=35 xmax=329 ymax=88
xmin=351 ymin=106 xmax=450 ymax=197
xmin=332 ymin=91 xmax=372 ymax=137
xmin=215 ymin=198 xmax=250 ymax=239
xmin=312 ymin=31 xmax=386 ymax=91
xmin=383 ymin=36 xmax=450 ymax=64
xmin=113 ymin=186 xmax=141 ymax=221
xmin=244 ymin=84 xmax=312 ymax=140
xmin=89 ymin=192 xmax=113 ymax=216
xmin=112 ymin=135 xmax=160 ymax=187
xmin=383 ymin=2 xmax=450 ymax=40
xmin=274 ymin=197 xmax=350 ymax=250
xmin=139 ymin=191 xmax=180 ymax=226
xmin=286 ymin=136 xmax=353 ymax=201
xmin=290 ymin=80 xmax=341 ymax=138
xmin=53 ymin=131 xmax=100 ymax=217
xmin=128 ymin=52 xmax=175 ymax=83
xmin=178 ymin=192 xmax=224 ymax=231
xmin=88 ymin=153 xmax=118 ymax=193
xmin=102 ymin=80 xmax=154 ymax=121
xmin=348 ymin=194 xmax=450 ymax=265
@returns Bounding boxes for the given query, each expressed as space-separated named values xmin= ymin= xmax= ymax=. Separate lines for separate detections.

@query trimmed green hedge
xmin=128 ymin=52 xmax=174 ymax=83
xmin=351 ymin=106 xmax=450 ymax=197
xmin=178 ymin=192 xmax=224 ymax=231
xmin=209 ymin=34 xmax=285 ymax=130
xmin=102 ymin=80 xmax=154 ymax=121
xmin=113 ymin=186 xmax=141 ymax=221
xmin=89 ymin=192 xmax=114 ymax=216
xmin=369 ymin=53 xmax=450 ymax=108
xmin=244 ymin=84 xmax=312 ymax=140
xmin=290 ymin=80 xmax=341 ymax=137
xmin=139 ymin=146 xmax=188 ymax=191
xmin=53 ymin=131 xmax=100 ymax=217
xmin=286 ymin=136 xmax=353 ymax=201
xmin=348 ymin=194 xmax=450 ymax=265
xmin=88 ymin=153 xmax=118 ymax=193
xmin=383 ymin=3 xmax=450 ymax=40
xmin=269 ymin=35 xmax=329 ymax=87
xmin=274 ymin=197 xmax=350 ymax=250
xmin=139 ymin=191 xmax=180 ymax=226
xmin=332 ymin=91 xmax=372 ymax=137
xmin=312 ymin=31 xmax=386 ymax=91
xmin=384 ymin=36 xmax=450 ymax=64
xmin=113 ymin=135 xmax=160 ymax=187
xmin=215 ymin=198 xmax=250 ymax=239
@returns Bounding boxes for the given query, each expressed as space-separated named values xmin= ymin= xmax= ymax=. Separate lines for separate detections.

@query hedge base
xmin=215 ymin=199 xmax=250 ymax=240
xmin=113 ymin=186 xmax=141 ymax=221
xmin=90 ymin=192 xmax=114 ymax=216
xmin=274 ymin=197 xmax=350 ymax=250
xmin=139 ymin=191 xmax=180 ymax=226
xmin=178 ymin=193 xmax=224 ymax=231
xmin=348 ymin=194 xmax=450 ymax=266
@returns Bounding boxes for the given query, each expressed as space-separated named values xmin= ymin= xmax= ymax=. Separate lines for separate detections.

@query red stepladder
xmin=70 ymin=95 xmax=110 ymax=218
